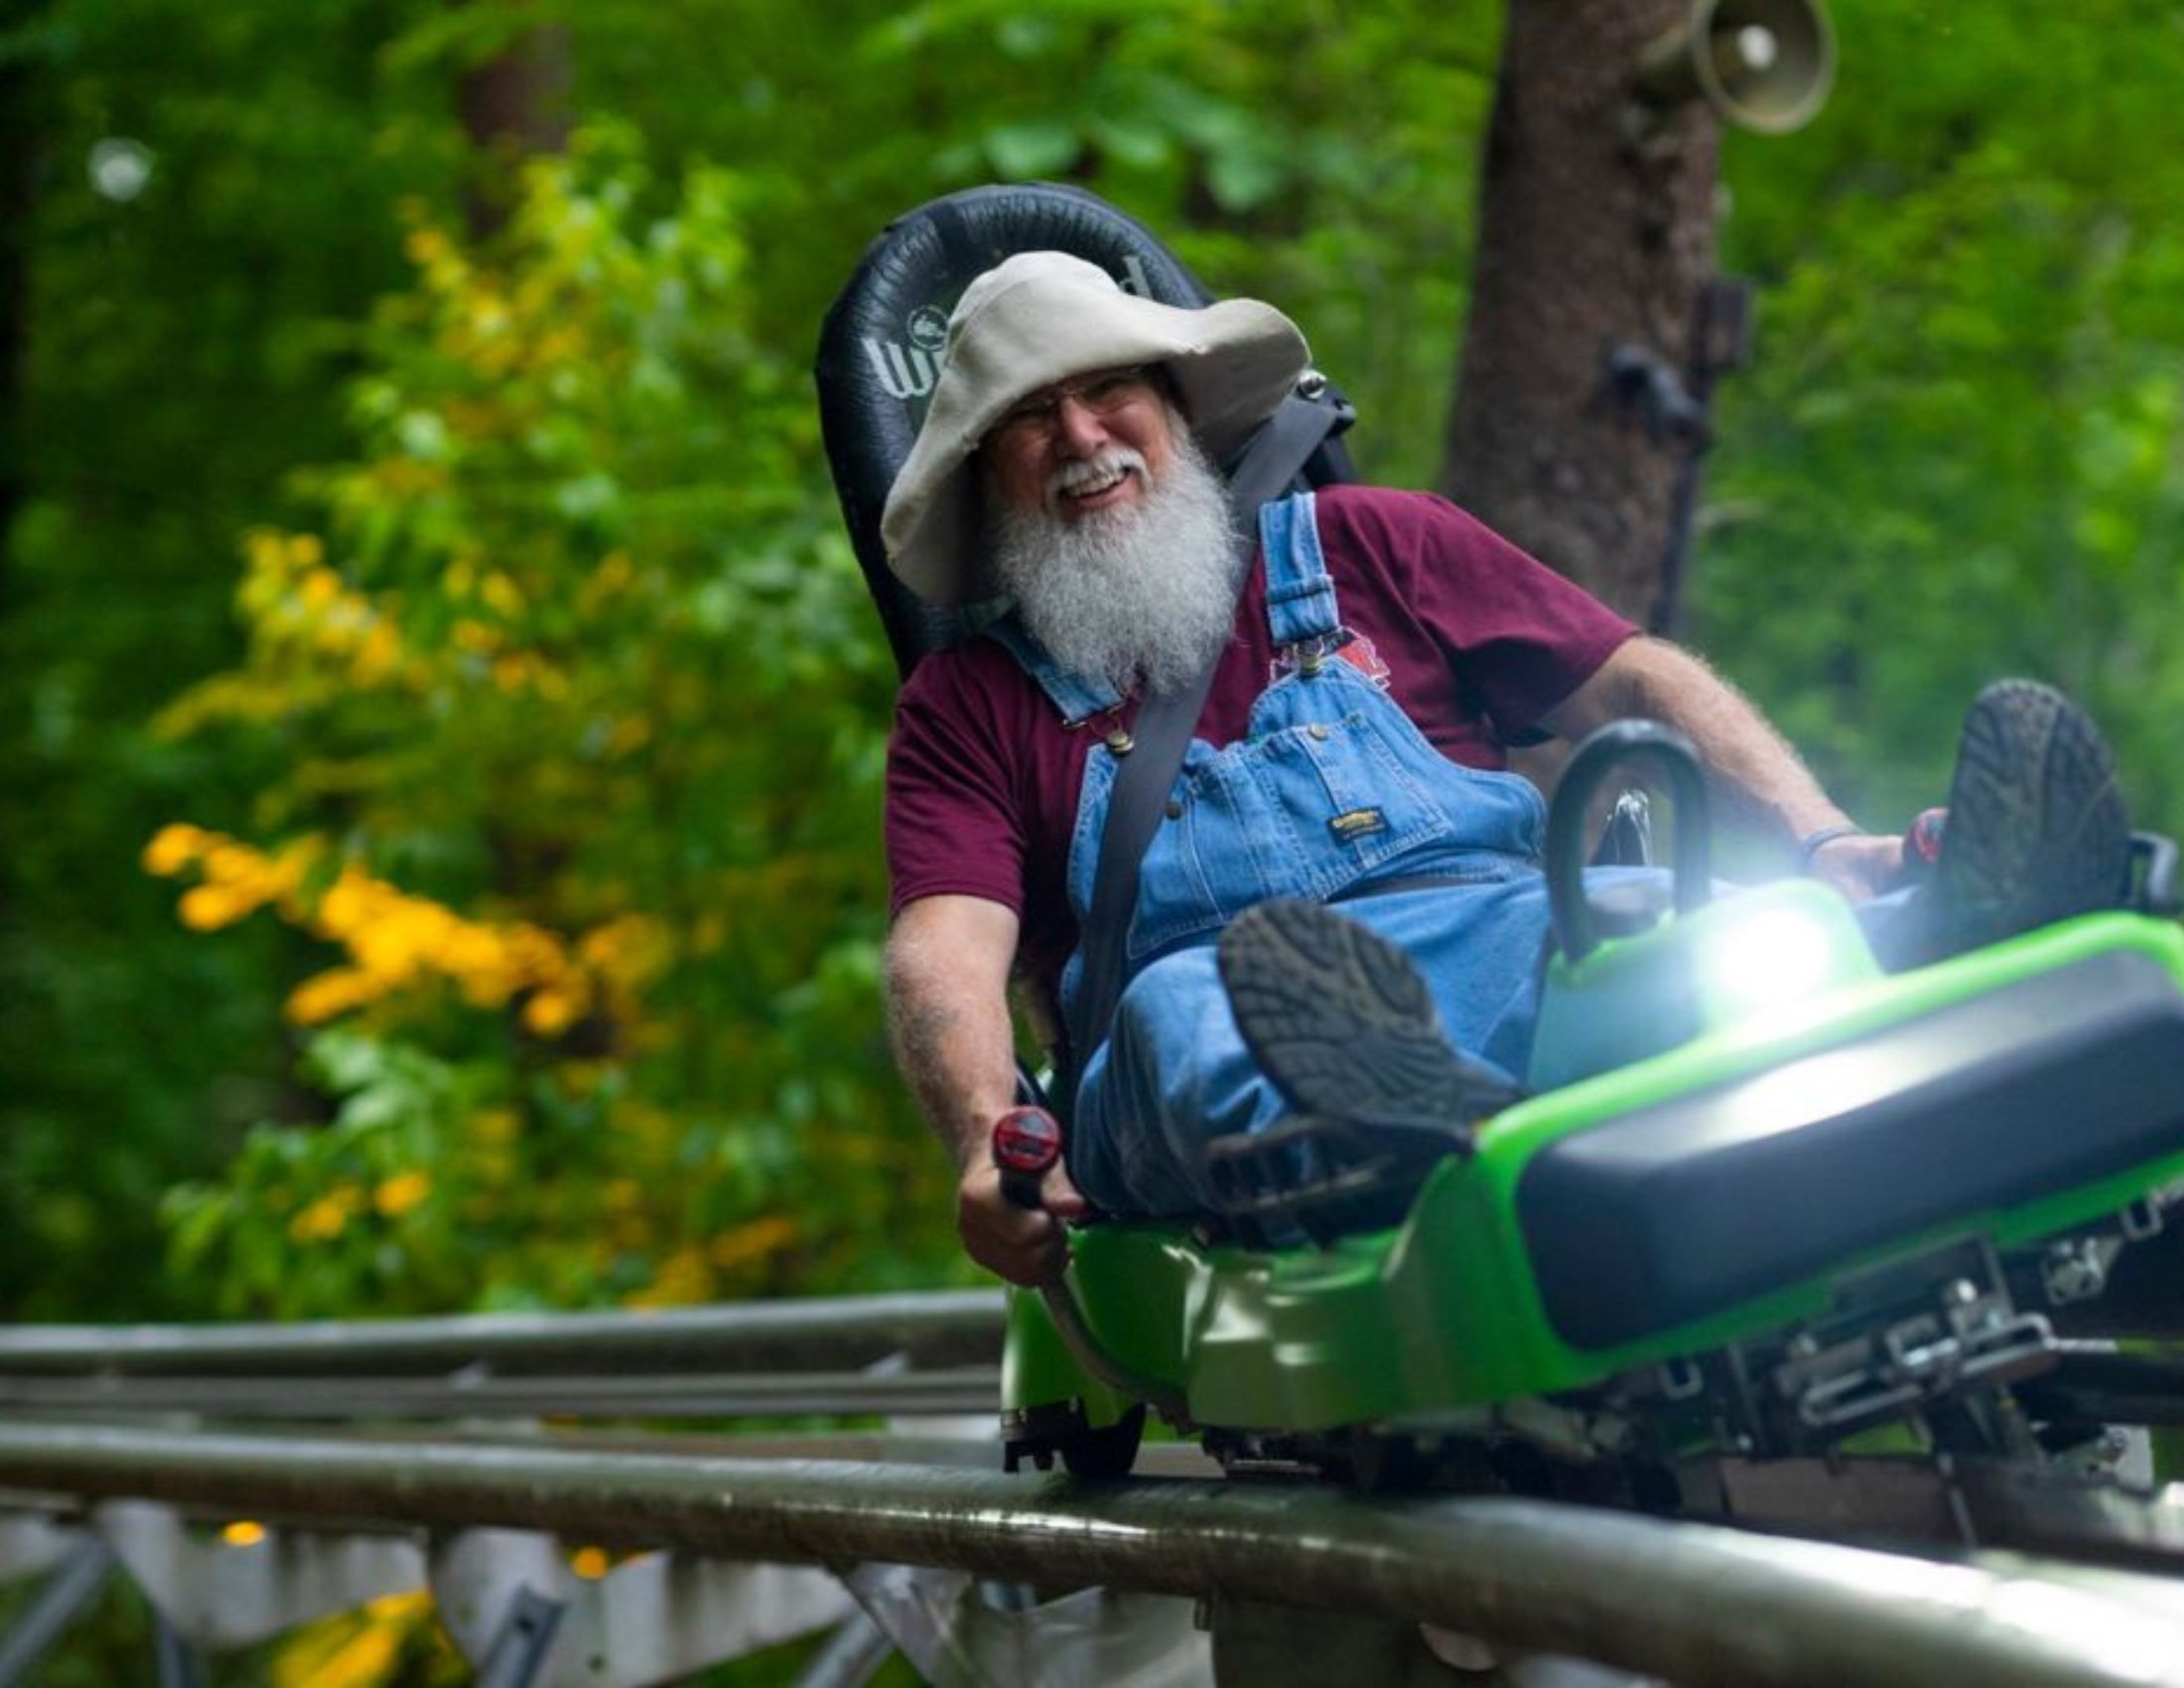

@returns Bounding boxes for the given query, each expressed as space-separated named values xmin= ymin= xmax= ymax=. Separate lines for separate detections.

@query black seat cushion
xmin=1518 ymin=948 xmax=2184 ymax=1351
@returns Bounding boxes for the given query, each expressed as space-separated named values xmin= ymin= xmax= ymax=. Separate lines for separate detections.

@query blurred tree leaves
xmin=5 ymin=10 xmax=2184 ymax=1685
xmin=1701 ymin=0 xmax=2184 ymax=831
xmin=0 ymin=0 xmax=446 ymax=1318
xmin=6 ymin=0 xmax=2184 ymax=1340
xmin=148 ymin=131 xmax=951 ymax=1315
xmin=2 ymin=0 xmax=1507 ymax=1323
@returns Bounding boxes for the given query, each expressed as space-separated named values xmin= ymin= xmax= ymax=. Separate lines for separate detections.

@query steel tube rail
xmin=0 ymin=1291 xmax=1004 ymax=1378
xmin=0 ymin=1368 xmax=1001 ymax=1421
xmin=0 ymin=1422 xmax=2176 ymax=1688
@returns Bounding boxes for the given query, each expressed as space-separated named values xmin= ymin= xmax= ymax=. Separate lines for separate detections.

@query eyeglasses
xmin=991 ymin=366 xmax=1160 ymax=445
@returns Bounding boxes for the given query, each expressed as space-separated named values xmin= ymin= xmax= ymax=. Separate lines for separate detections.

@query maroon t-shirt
xmin=886 ymin=484 xmax=1638 ymax=990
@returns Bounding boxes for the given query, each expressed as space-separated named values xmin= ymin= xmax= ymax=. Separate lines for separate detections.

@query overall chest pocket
xmin=1247 ymin=712 xmax=1452 ymax=897
xmin=1118 ymin=741 xmax=1297 ymax=963
xmin=1117 ymin=709 xmax=1476 ymax=964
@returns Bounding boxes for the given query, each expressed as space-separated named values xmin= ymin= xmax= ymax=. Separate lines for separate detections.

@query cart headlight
xmin=1701 ymin=904 xmax=1841 ymax=1011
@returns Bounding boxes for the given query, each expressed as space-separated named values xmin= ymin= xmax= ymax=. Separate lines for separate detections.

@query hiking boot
xmin=1202 ymin=1112 xmax=1425 ymax=1239
xmin=1931 ymin=680 xmax=2131 ymax=956
xmin=1215 ymin=898 xmax=1524 ymax=1136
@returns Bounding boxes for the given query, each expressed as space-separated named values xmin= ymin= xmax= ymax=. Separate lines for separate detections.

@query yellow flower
xmin=373 ymin=1171 xmax=431 ymax=1218
xmin=268 ymin=835 xmax=324 ymax=893
xmin=178 ymin=883 xmax=257 ymax=931
xmin=350 ymin=623 xmax=402 ymax=686
xmin=285 ymin=967 xmax=381 ymax=1026
xmin=581 ymin=914 xmax=668 ymax=991
xmin=243 ymin=529 xmax=289 ymax=579
xmin=300 ymin=571 xmax=341 ymax=614
xmin=201 ymin=841 xmax=263 ymax=886
xmin=579 ymin=550 xmax=634 ymax=612
xmin=141 ymin=823 xmax=206 ymax=877
xmin=569 ymin=1545 xmax=611 ymax=1581
xmin=627 ymin=1245 xmax=713 ymax=1309
xmin=478 ymin=572 xmax=525 ymax=617
xmin=348 ymin=899 xmax=457 ymax=984
xmin=289 ymin=1188 xmax=362 ymax=1242
xmin=287 ymin=1620 xmax=396 ymax=1688
xmin=708 ymin=1214 xmax=798 ymax=1272
xmin=522 ymin=987 xmax=585 ymax=1037
xmin=314 ymin=868 xmax=375 ymax=938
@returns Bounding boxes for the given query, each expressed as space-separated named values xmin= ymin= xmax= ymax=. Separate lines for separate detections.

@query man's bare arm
xmin=1541 ymin=636 xmax=1902 ymax=896
xmin=885 ymin=894 xmax=1084 ymax=1284
xmin=886 ymin=894 xmax=1023 ymax=1166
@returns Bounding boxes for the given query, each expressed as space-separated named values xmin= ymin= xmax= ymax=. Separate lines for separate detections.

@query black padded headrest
xmin=816 ymin=183 xmax=1355 ymax=677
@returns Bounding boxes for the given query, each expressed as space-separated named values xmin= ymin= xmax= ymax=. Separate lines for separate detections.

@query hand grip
xmin=1546 ymin=721 xmax=1711 ymax=964
xmin=992 ymin=1106 xmax=1064 ymax=1211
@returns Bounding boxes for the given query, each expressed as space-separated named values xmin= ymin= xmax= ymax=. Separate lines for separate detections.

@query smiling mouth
xmin=1048 ymin=456 xmax=1144 ymax=514
xmin=1061 ymin=466 xmax=1132 ymax=501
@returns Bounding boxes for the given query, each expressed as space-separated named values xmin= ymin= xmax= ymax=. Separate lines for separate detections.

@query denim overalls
xmin=989 ymin=490 xmax=1629 ymax=1216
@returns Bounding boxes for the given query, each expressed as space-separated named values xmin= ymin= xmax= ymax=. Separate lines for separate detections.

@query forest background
xmin=2 ymin=2 xmax=2183 ymax=1670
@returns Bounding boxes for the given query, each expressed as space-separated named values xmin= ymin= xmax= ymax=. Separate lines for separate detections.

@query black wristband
xmin=1797 ymin=823 xmax=1862 ymax=873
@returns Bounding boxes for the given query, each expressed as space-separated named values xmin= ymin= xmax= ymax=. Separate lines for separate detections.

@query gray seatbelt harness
xmin=1059 ymin=392 xmax=1342 ymax=1109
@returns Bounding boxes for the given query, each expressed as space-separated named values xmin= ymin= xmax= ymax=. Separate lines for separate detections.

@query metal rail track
xmin=0 ymin=1291 xmax=1005 ymax=1378
xmin=0 ymin=1367 xmax=1002 ymax=1420
xmin=0 ymin=1420 xmax=2178 ymax=1688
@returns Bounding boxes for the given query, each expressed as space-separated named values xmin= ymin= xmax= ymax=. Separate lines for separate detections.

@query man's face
xmin=982 ymin=365 xmax=1175 ymax=524
xmin=982 ymin=373 xmax=1237 ymax=697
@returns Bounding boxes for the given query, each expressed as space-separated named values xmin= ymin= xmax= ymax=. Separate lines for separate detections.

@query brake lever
xmin=992 ymin=1105 xmax=1064 ymax=1211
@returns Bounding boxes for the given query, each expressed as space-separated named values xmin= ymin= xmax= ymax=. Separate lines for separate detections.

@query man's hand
xmin=1805 ymin=831 xmax=1906 ymax=904
xmin=957 ymin=1152 xmax=1089 ymax=1287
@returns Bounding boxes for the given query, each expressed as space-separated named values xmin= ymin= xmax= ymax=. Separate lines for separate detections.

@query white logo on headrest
xmin=864 ymin=337 xmax=937 ymax=401
xmin=906 ymin=305 xmax=949 ymax=352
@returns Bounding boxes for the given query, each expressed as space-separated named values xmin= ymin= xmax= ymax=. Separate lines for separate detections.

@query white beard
xmin=988 ymin=426 xmax=1240 ymax=697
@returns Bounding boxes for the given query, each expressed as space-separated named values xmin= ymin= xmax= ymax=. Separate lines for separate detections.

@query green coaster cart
xmin=818 ymin=185 xmax=2184 ymax=1536
xmin=996 ymin=722 xmax=2184 ymax=1518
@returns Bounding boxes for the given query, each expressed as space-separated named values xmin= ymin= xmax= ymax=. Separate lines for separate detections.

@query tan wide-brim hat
xmin=880 ymin=251 xmax=1310 ymax=607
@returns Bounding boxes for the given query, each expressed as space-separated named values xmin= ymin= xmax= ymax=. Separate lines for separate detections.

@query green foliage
xmin=5 ymin=4 xmax=2184 ymax=1679
xmin=7 ymin=0 xmax=1512 ymax=1327
xmin=152 ymin=133 xmax=957 ymax=1315
xmin=819 ymin=0 xmax=1503 ymax=484
xmin=0 ymin=0 xmax=448 ymax=1318
xmin=12 ymin=0 xmax=2184 ymax=1337
xmin=1703 ymin=0 xmax=2184 ymax=834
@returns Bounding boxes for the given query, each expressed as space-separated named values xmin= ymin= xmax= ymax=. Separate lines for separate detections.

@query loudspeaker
xmin=1635 ymin=0 xmax=1835 ymax=135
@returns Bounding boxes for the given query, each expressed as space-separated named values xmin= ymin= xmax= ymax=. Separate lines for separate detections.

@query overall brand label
xmin=1271 ymin=629 xmax=1392 ymax=690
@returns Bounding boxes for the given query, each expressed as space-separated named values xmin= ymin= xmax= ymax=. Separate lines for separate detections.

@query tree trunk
xmin=1439 ymin=0 xmax=1720 ymax=625
xmin=456 ymin=4 xmax=572 ymax=240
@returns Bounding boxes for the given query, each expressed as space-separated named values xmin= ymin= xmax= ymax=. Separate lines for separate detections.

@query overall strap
xmin=983 ymin=617 xmax=1125 ymax=726
xmin=1258 ymin=490 xmax=1342 ymax=648
xmin=1064 ymin=393 xmax=1343 ymax=1096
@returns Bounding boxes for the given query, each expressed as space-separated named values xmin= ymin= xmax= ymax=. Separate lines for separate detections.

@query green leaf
xmin=983 ymin=120 xmax=1081 ymax=179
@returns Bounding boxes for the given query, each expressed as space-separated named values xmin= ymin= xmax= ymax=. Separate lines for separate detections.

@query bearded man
xmin=879 ymin=253 xmax=2130 ymax=1287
